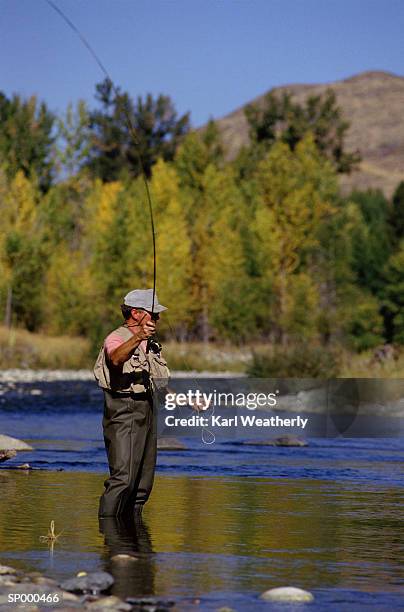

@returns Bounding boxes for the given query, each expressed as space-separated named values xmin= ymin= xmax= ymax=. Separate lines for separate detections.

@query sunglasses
xmin=136 ymin=309 xmax=160 ymax=322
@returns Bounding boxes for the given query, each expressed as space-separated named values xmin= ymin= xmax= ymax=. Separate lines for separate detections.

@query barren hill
xmin=213 ymin=71 xmax=404 ymax=197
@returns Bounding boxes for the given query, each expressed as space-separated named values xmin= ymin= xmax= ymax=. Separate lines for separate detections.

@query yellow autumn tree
xmin=253 ymin=134 xmax=338 ymax=344
xmin=150 ymin=160 xmax=192 ymax=337
xmin=201 ymin=165 xmax=253 ymax=341
xmin=0 ymin=170 xmax=45 ymax=329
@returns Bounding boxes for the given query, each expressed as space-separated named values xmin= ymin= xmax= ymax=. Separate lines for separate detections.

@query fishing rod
xmin=44 ymin=1 xmax=215 ymax=443
xmin=44 ymin=0 xmax=157 ymax=328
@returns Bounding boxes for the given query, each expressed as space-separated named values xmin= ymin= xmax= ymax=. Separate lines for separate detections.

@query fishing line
xmin=163 ymin=313 xmax=216 ymax=445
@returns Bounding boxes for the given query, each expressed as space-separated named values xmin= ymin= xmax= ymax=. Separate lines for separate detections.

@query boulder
xmin=242 ymin=436 xmax=308 ymax=447
xmin=260 ymin=586 xmax=314 ymax=602
xmin=0 ymin=435 xmax=33 ymax=452
xmin=60 ymin=572 xmax=114 ymax=595
xmin=272 ymin=436 xmax=308 ymax=447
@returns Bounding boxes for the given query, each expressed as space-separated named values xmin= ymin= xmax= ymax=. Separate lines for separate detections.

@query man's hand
xmin=135 ymin=321 xmax=156 ymax=341
xmin=109 ymin=321 xmax=156 ymax=367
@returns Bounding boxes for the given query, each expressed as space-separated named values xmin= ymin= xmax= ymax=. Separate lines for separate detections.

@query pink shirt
xmin=104 ymin=330 xmax=147 ymax=357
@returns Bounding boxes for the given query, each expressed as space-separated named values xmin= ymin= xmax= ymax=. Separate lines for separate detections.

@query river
xmin=0 ymin=380 xmax=403 ymax=610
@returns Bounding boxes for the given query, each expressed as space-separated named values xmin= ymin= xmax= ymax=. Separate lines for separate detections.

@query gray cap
xmin=123 ymin=289 xmax=167 ymax=313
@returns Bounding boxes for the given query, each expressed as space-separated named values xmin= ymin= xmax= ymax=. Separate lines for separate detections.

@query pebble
xmin=86 ymin=596 xmax=131 ymax=610
xmin=260 ymin=586 xmax=314 ymax=602
xmin=31 ymin=576 xmax=58 ymax=587
xmin=0 ymin=370 xmax=94 ymax=383
xmin=0 ymin=565 xmax=17 ymax=575
xmin=0 ymin=369 xmax=244 ymax=385
xmin=0 ymin=576 xmax=18 ymax=587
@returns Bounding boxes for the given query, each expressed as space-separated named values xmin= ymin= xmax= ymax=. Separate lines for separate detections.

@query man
xmin=94 ymin=288 xmax=169 ymax=519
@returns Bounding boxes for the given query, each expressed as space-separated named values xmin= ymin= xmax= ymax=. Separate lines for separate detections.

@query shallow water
xmin=0 ymin=381 xmax=403 ymax=610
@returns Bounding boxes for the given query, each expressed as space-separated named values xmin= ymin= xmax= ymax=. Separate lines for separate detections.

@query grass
xmin=339 ymin=348 xmax=404 ymax=378
xmin=0 ymin=326 xmax=91 ymax=369
xmin=0 ymin=325 xmax=403 ymax=377
xmin=160 ymin=341 xmax=251 ymax=373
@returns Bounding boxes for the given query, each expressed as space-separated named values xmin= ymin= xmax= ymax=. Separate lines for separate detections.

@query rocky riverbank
xmin=0 ymin=563 xmax=314 ymax=610
xmin=0 ymin=564 xmax=175 ymax=611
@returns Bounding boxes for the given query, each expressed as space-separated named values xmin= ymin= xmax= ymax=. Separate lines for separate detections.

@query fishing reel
xmin=147 ymin=337 xmax=162 ymax=354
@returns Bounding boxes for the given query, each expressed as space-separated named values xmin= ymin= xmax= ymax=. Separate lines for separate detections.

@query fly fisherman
xmin=94 ymin=289 xmax=169 ymax=519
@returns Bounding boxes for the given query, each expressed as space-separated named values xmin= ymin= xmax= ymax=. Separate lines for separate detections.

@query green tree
xmin=3 ymin=232 xmax=45 ymax=330
xmin=243 ymin=88 xmax=360 ymax=175
xmin=88 ymin=79 xmax=190 ymax=180
xmin=55 ymin=100 xmax=91 ymax=177
xmin=342 ymin=287 xmax=384 ymax=351
xmin=0 ymin=92 xmax=54 ymax=190
xmin=381 ymin=243 xmax=404 ymax=344
xmin=348 ymin=189 xmax=392 ymax=295
xmin=389 ymin=181 xmax=404 ymax=243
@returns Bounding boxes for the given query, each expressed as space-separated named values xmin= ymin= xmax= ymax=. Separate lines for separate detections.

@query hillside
xmin=212 ymin=71 xmax=404 ymax=197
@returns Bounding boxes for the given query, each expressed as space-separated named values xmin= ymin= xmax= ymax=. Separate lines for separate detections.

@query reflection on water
xmin=99 ymin=515 xmax=155 ymax=600
xmin=0 ymin=470 xmax=403 ymax=609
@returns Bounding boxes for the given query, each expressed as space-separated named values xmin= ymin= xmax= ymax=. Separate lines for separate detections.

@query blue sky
xmin=1 ymin=0 xmax=403 ymax=126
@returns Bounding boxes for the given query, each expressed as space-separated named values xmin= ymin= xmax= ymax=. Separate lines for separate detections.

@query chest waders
xmin=99 ymin=390 xmax=157 ymax=517
xmin=94 ymin=327 xmax=170 ymax=518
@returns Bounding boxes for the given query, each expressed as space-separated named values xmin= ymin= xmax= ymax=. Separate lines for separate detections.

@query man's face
xmin=131 ymin=308 xmax=160 ymax=324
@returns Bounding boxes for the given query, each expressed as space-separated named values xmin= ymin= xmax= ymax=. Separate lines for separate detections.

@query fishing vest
xmin=93 ymin=325 xmax=170 ymax=394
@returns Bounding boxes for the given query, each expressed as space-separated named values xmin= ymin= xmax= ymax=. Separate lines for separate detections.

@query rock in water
xmin=0 ymin=434 xmax=33 ymax=451
xmin=111 ymin=554 xmax=138 ymax=562
xmin=60 ymin=571 xmax=114 ymax=595
xmin=260 ymin=587 xmax=314 ymax=602
xmin=86 ymin=595 xmax=131 ymax=610
xmin=0 ymin=450 xmax=17 ymax=463
xmin=273 ymin=436 xmax=308 ymax=447
xmin=242 ymin=436 xmax=307 ymax=447
xmin=157 ymin=437 xmax=187 ymax=450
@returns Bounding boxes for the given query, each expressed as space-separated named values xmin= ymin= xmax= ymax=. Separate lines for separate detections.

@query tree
xmin=342 ymin=287 xmax=384 ymax=351
xmin=55 ymin=100 xmax=91 ymax=177
xmin=389 ymin=181 xmax=404 ymax=243
xmin=347 ymin=190 xmax=392 ymax=295
xmin=0 ymin=92 xmax=54 ymax=190
xmin=381 ymin=243 xmax=404 ymax=344
xmin=0 ymin=171 xmax=46 ymax=330
xmin=252 ymin=135 xmax=338 ymax=344
xmin=244 ymin=88 xmax=360 ymax=175
xmin=150 ymin=160 xmax=192 ymax=338
xmin=201 ymin=165 xmax=253 ymax=342
xmin=87 ymin=79 xmax=190 ymax=180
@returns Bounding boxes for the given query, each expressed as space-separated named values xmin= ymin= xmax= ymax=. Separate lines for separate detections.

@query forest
xmin=0 ymin=81 xmax=403 ymax=373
